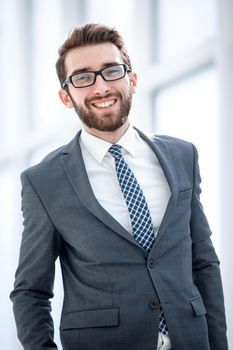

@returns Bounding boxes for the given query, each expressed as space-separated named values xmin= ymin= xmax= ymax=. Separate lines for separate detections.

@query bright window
xmin=156 ymin=0 xmax=217 ymax=62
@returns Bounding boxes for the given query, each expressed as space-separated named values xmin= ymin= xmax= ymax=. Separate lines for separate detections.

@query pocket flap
xmin=189 ymin=296 xmax=206 ymax=316
xmin=60 ymin=306 xmax=119 ymax=330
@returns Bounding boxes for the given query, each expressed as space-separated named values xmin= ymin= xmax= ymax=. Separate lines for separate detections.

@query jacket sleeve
xmin=10 ymin=171 xmax=61 ymax=350
xmin=190 ymin=145 xmax=228 ymax=350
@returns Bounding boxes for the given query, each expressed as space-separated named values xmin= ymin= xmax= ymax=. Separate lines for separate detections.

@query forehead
xmin=64 ymin=42 xmax=123 ymax=74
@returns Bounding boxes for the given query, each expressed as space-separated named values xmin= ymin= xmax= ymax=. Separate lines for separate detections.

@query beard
xmin=68 ymin=91 xmax=133 ymax=132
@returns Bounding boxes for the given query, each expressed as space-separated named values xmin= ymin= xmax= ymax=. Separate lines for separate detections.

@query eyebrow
xmin=69 ymin=62 xmax=121 ymax=76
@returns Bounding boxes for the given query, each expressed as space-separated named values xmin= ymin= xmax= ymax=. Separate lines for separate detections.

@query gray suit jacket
xmin=10 ymin=129 xmax=228 ymax=350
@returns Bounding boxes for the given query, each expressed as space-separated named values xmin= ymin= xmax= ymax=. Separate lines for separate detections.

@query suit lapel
xmin=136 ymin=129 xmax=179 ymax=241
xmin=61 ymin=131 xmax=145 ymax=254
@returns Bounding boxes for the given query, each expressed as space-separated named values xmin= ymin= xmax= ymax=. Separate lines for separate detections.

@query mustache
xmin=86 ymin=92 xmax=121 ymax=104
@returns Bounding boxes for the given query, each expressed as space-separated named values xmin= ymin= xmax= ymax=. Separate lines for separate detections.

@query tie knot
xmin=108 ymin=144 xmax=123 ymax=160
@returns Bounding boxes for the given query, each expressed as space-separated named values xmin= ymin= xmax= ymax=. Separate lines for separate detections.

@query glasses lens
xmin=102 ymin=65 xmax=126 ymax=81
xmin=72 ymin=72 xmax=95 ymax=88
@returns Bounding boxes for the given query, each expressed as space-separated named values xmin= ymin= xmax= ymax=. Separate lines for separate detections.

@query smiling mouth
xmin=92 ymin=99 xmax=116 ymax=109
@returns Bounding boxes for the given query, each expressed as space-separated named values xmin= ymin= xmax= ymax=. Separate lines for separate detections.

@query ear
xmin=58 ymin=88 xmax=74 ymax=108
xmin=130 ymin=72 xmax=137 ymax=94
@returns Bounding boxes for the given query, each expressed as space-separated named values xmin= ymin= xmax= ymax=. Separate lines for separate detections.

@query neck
xmin=83 ymin=121 xmax=130 ymax=144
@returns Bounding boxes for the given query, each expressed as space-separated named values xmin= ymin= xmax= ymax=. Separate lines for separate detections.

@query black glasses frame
xmin=62 ymin=64 xmax=131 ymax=89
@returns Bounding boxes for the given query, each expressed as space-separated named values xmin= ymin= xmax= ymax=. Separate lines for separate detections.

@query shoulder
xmin=135 ymin=127 xmax=195 ymax=155
xmin=134 ymin=128 xmax=199 ymax=174
xmin=22 ymin=146 xmax=64 ymax=180
xmin=153 ymin=134 xmax=195 ymax=154
xmin=21 ymin=132 xmax=80 ymax=181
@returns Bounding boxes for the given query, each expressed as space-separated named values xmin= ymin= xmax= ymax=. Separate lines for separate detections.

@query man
xmin=10 ymin=23 xmax=228 ymax=350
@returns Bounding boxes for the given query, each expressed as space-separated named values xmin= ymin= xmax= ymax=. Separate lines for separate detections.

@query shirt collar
xmin=80 ymin=125 xmax=138 ymax=164
xmin=117 ymin=125 xmax=137 ymax=157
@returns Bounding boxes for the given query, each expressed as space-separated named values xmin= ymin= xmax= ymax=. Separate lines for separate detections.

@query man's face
xmin=60 ymin=43 xmax=137 ymax=133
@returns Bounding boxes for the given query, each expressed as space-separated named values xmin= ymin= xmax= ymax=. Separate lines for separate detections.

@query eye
xmin=105 ymin=66 xmax=122 ymax=77
xmin=76 ymin=73 xmax=92 ymax=82
xmin=72 ymin=73 xmax=93 ymax=86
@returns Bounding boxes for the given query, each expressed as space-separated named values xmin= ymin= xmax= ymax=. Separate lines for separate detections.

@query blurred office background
xmin=1 ymin=0 xmax=233 ymax=348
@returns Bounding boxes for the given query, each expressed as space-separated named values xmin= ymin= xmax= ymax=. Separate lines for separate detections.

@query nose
xmin=92 ymin=74 xmax=111 ymax=95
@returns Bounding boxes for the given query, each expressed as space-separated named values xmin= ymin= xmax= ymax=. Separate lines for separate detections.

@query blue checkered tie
xmin=109 ymin=144 xmax=155 ymax=252
xmin=109 ymin=144 xmax=168 ymax=335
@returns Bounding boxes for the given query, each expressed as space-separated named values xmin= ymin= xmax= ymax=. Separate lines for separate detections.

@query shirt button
xmin=149 ymin=259 xmax=155 ymax=268
xmin=149 ymin=299 xmax=160 ymax=310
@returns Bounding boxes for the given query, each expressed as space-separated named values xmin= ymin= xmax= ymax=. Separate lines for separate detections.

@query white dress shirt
xmin=79 ymin=125 xmax=171 ymax=236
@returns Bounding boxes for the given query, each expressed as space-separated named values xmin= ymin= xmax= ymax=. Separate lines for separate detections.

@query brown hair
xmin=56 ymin=23 xmax=132 ymax=88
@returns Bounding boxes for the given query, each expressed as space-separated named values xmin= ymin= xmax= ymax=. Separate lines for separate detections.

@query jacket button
xmin=149 ymin=299 xmax=160 ymax=309
xmin=149 ymin=259 xmax=155 ymax=268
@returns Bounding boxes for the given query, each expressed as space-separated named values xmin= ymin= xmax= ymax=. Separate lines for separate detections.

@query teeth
xmin=94 ymin=100 xmax=114 ymax=108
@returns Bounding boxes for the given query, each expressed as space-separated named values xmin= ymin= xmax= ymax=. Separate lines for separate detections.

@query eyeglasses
xmin=62 ymin=64 xmax=131 ymax=89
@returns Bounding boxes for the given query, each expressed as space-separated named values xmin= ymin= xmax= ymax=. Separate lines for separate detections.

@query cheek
xmin=120 ymin=80 xmax=132 ymax=95
xmin=70 ymin=91 xmax=86 ymax=107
